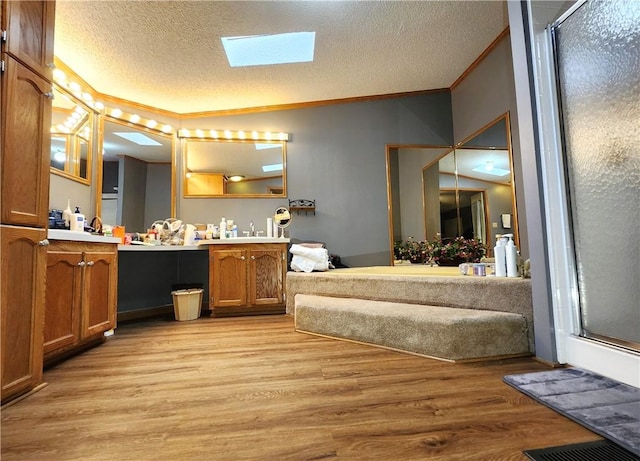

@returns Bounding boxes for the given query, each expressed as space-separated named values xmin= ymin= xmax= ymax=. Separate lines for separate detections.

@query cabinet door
xmin=82 ymin=251 xmax=117 ymax=338
xmin=3 ymin=0 xmax=56 ymax=80
xmin=1 ymin=56 xmax=52 ymax=227
xmin=0 ymin=225 xmax=46 ymax=403
xmin=210 ymin=248 xmax=247 ymax=308
xmin=249 ymin=246 xmax=284 ymax=306
xmin=44 ymin=249 xmax=83 ymax=355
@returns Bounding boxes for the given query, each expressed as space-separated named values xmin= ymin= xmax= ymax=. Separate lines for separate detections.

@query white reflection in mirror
xmin=183 ymin=139 xmax=286 ymax=197
xmin=50 ymin=85 xmax=93 ymax=183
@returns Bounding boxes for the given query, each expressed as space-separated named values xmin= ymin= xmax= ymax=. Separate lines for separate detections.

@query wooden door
xmin=82 ymin=250 xmax=117 ymax=337
xmin=210 ymin=247 xmax=247 ymax=308
xmin=0 ymin=225 xmax=46 ymax=403
xmin=1 ymin=56 xmax=52 ymax=227
xmin=44 ymin=248 xmax=83 ymax=355
xmin=3 ymin=0 xmax=56 ymax=80
xmin=249 ymin=245 xmax=284 ymax=306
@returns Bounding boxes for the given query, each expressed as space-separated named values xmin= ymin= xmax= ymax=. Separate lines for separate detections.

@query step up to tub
xmin=294 ymin=294 xmax=531 ymax=362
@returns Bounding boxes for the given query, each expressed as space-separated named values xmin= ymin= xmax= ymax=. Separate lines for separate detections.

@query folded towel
xmin=289 ymin=244 xmax=328 ymax=263
xmin=291 ymin=254 xmax=329 ymax=273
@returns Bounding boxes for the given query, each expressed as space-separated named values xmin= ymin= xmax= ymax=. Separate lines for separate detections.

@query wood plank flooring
xmin=1 ymin=315 xmax=600 ymax=460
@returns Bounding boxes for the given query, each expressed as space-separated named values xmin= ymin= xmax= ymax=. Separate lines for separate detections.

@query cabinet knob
xmin=38 ymin=239 xmax=49 ymax=246
xmin=44 ymin=92 xmax=54 ymax=100
xmin=240 ymin=256 xmax=246 ymax=260
xmin=251 ymin=255 xmax=256 ymax=260
xmin=86 ymin=261 xmax=94 ymax=266
xmin=78 ymin=261 xmax=86 ymax=267
xmin=47 ymin=62 xmax=56 ymax=69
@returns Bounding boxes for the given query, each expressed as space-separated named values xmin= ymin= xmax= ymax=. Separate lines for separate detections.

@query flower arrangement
xmin=395 ymin=237 xmax=429 ymax=263
xmin=396 ymin=234 xmax=486 ymax=265
xmin=429 ymin=234 xmax=486 ymax=265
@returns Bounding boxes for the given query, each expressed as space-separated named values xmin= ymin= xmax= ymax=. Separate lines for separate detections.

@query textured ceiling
xmin=54 ymin=1 xmax=509 ymax=114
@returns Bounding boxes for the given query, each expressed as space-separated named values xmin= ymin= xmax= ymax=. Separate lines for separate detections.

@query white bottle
xmin=62 ymin=199 xmax=73 ymax=229
xmin=219 ymin=217 xmax=227 ymax=240
xmin=70 ymin=206 xmax=85 ymax=232
xmin=267 ymin=218 xmax=273 ymax=238
xmin=494 ymin=235 xmax=507 ymax=277
xmin=505 ymin=234 xmax=519 ymax=277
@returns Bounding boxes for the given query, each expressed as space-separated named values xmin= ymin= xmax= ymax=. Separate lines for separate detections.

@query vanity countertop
xmin=48 ymin=229 xmax=122 ymax=244
xmin=117 ymin=237 xmax=290 ymax=251
xmin=197 ymin=237 xmax=290 ymax=245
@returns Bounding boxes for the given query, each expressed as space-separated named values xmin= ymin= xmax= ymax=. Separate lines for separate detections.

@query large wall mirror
xmin=183 ymin=139 xmax=287 ymax=197
xmin=99 ymin=117 xmax=175 ymax=233
xmin=50 ymin=84 xmax=95 ymax=184
xmin=386 ymin=112 xmax=518 ymax=264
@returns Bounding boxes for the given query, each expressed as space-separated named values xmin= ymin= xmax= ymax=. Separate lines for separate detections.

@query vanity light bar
xmin=105 ymin=107 xmax=175 ymax=136
xmin=178 ymin=128 xmax=289 ymax=142
xmin=52 ymin=70 xmax=104 ymax=113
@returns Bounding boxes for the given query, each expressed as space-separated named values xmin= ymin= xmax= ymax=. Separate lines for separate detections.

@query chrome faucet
xmin=250 ymin=220 xmax=255 ymax=236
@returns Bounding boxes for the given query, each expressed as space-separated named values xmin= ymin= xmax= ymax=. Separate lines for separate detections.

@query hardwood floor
xmin=1 ymin=315 xmax=600 ymax=460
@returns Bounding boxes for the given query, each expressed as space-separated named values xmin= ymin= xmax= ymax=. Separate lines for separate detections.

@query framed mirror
xmin=452 ymin=113 xmax=518 ymax=249
xmin=183 ymin=139 xmax=287 ymax=197
xmin=50 ymin=84 xmax=95 ymax=184
xmin=98 ymin=117 xmax=175 ymax=233
xmin=386 ymin=112 xmax=518 ymax=264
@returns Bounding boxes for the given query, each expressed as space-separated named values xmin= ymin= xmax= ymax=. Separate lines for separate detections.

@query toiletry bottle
xmin=71 ymin=207 xmax=85 ymax=232
xmin=267 ymin=218 xmax=273 ymax=238
xmin=494 ymin=234 xmax=507 ymax=277
xmin=232 ymin=224 xmax=238 ymax=238
xmin=220 ymin=217 xmax=227 ymax=240
xmin=62 ymin=199 xmax=73 ymax=229
xmin=505 ymin=234 xmax=519 ymax=277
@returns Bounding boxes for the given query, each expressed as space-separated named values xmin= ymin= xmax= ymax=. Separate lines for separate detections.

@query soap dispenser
xmin=493 ymin=234 xmax=507 ymax=277
xmin=505 ymin=234 xmax=519 ymax=277
xmin=70 ymin=206 xmax=85 ymax=232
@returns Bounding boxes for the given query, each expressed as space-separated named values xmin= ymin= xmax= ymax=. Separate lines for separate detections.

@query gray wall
xmin=451 ymin=35 xmax=528 ymax=258
xmin=144 ymin=163 xmax=172 ymax=230
xmin=178 ymin=92 xmax=453 ymax=267
xmin=119 ymin=156 xmax=147 ymax=233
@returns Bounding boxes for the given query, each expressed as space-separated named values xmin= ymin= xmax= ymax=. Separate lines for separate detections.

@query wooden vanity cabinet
xmin=0 ymin=226 xmax=47 ymax=404
xmin=0 ymin=0 xmax=55 ymax=404
xmin=209 ymin=243 xmax=287 ymax=316
xmin=2 ymin=0 xmax=56 ymax=81
xmin=44 ymin=241 xmax=118 ymax=362
xmin=1 ymin=55 xmax=52 ymax=228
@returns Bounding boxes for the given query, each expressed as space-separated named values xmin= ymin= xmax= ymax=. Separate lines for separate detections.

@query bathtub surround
xmin=287 ymin=266 xmax=534 ymax=362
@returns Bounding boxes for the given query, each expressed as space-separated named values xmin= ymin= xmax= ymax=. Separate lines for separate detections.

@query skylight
xmin=471 ymin=165 xmax=510 ymax=177
xmin=255 ymin=143 xmax=281 ymax=150
xmin=113 ymin=132 xmax=162 ymax=146
xmin=262 ymin=163 xmax=283 ymax=173
xmin=221 ymin=32 xmax=315 ymax=67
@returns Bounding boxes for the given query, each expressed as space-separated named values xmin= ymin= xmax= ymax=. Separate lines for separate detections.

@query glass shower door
xmin=552 ymin=0 xmax=640 ymax=350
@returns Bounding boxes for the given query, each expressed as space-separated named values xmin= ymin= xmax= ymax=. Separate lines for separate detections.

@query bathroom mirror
xmin=183 ymin=139 xmax=287 ymax=197
xmin=451 ymin=113 xmax=518 ymax=249
xmin=386 ymin=112 xmax=518 ymax=263
xmin=50 ymin=84 xmax=94 ymax=184
xmin=98 ymin=117 xmax=175 ymax=232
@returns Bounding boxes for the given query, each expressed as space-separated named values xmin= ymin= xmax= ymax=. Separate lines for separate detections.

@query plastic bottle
xmin=70 ymin=206 xmax=85 ymax=232
xmin=220 ymin=217 xmax=227 ymax=240
xmin=62 ymin=199 xmax=73 ymax=229
xmin=494 ymin=234 xmax=507 ymax=277
xmin=505 ymin=234 xmax=519 ymax=277
xmin=232 ymin=224 xmax=238 ymax=238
